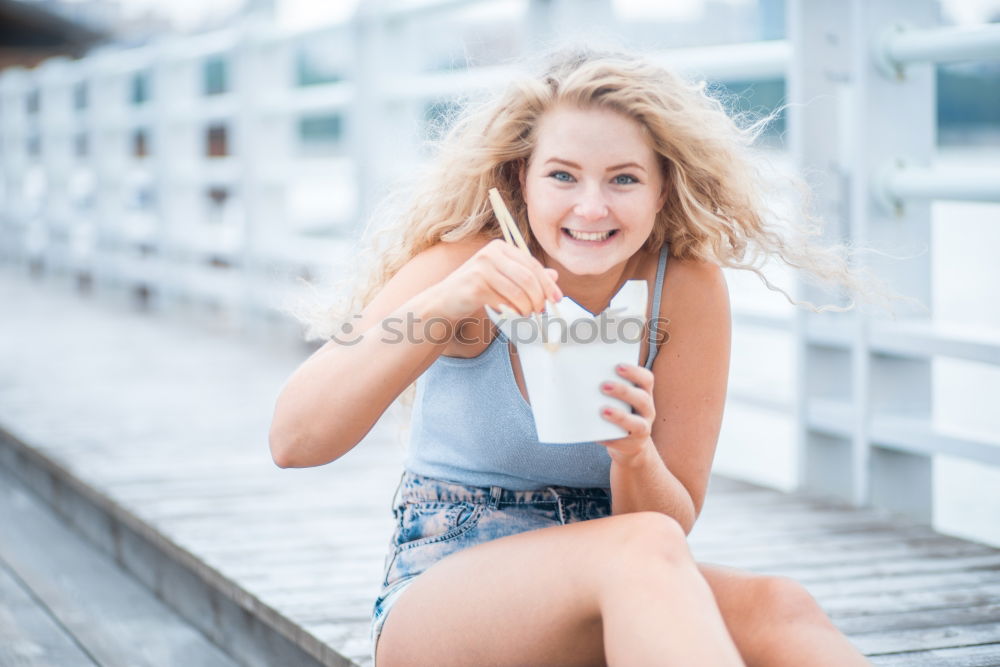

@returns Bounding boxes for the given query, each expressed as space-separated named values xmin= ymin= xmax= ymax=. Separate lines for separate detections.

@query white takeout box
xmin=486 ymin=280 xmax=648 ymax=444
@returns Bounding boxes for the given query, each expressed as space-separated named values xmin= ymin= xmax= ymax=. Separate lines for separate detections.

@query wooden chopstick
xmin=488 ymin=188 xmax=528 ymax=251
xmin=490 ymin=189 xmax=517 ymax=247
xmin=487 ymin=188 xmax=560 ymax=352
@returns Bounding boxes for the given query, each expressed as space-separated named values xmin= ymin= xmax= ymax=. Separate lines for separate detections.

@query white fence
xmin=1 ymin=0 xmax=999 ymax=535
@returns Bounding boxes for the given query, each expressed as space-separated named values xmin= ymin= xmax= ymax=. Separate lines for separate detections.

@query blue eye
xmin=548 ymin=171 xmax=574 ymax=183
xmin=613 ymin=174 xmax=639 ymax=185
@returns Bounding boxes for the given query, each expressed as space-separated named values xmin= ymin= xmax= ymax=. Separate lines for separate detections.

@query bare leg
xmin=377 ymin=511 xmax=743 ymax=667
xmin=599 ymin=515 xmax=742 ymax=666
xmin=697 ymin=563 xmax=871 ymax=667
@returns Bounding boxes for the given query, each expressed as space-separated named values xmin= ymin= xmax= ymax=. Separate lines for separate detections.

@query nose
xmin=572 ymin=184 xmax=609 ymax=221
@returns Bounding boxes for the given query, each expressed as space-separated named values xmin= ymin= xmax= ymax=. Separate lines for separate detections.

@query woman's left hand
xmin=597 ymin=363 xmax=656 ymax=464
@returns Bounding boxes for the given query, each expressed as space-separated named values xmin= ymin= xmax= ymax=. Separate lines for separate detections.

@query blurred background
xmin=1 ymin=0 xmax=998 ymax=546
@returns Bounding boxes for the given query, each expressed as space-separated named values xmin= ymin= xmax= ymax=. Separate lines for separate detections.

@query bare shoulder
xmin=659 ymin=256 xmax=730 ymax=322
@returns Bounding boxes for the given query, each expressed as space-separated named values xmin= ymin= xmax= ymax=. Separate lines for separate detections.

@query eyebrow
xmin=544 ymin=157 xmax=648 ymax=174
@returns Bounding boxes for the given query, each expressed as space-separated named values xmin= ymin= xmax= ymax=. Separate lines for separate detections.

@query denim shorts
xmin=369 ymin=469 xmax=613 ymax=666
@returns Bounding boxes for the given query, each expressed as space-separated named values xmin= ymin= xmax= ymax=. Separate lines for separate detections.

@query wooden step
xmin=0 ymin=463 xmax=237 ymax=667
xmin=0 ymin=427 xmax=350 ymax=667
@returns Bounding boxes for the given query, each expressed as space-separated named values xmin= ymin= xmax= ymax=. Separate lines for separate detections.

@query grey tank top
xmin=403 ymin=244 xmax=670 ymax=490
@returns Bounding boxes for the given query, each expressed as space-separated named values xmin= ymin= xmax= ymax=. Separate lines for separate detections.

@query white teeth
xmin=566 ymin=229 xmax=612 ymax=242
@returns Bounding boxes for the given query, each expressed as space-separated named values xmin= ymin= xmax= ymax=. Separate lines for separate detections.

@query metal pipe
xmin=883 ymin=164 xmax=1000 ymax=204
xmin=387 ymin=40 xmax=793 ymax=101
xmin=651 ymin=40 xmax=790 ymax=81
xmin=884 ymin=24 xmax=1000 ymax=66
xmin=380 ymin=0 xmax=499 ymax=21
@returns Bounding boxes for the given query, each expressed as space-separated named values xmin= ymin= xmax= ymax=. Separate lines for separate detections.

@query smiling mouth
xmin=563 ymin=228 xmax=618 ymax=242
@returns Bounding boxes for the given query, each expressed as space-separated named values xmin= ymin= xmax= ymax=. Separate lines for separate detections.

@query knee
xmin=609 ymin=511 xmax=692 ymax=567
xmin=754 ymin=576 xmax=834 ymax=630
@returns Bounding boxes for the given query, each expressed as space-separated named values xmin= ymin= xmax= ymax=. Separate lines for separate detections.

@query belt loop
xmin=546 ymin=486 xmax=567 ymax=525
xmin=488 ymin=485 xmax=502 ymax=509
xmin=389 ymin=470 xmax=405 ymax=515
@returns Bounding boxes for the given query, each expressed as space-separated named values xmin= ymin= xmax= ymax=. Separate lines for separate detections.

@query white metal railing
xmin=788 ymin=0 xmax=999 ymax=527
xmin=651 ymin=40 xmax=790 ymax=81
xmin=387 ymin=39 xmax=792 ymax=101
xmin=1 ymin=0 xmax=999 ymax=531
xmin=879 ymin=23 xmax=1000 ymax=71
xmin=879 ymin=163 xmax=1000 ymax=206
xmin=874 ymin=22 xmax=1000 ymax=209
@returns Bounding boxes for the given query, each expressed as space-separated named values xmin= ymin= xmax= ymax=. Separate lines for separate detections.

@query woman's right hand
xmin=431 ymin=239 xmax=563 ymax=323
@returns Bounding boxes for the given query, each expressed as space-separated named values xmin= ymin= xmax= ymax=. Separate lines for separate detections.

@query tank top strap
xmin=643 ymin=243 xmax=670 ymax=370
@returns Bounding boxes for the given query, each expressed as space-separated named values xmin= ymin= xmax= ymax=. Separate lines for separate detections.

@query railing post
xmin=0 ymin=67 xmax=29 ymax=266
xmin=241 ymin=30 xmax=295 ymax=326
xmin=233 ymin=21 xmax=271 ymax=335
xmin=351 ymin=0 xmax=394 ymax=227
xmin=149 ymin=42 xmax=182 ymax=313
xmin=90 ymin=49 xmax=132 ymax=299
xmin=35 ymin=58 xmax=72 ymax=282
xmin=789 ymin=0 xmax=857 ymax=506
xmin=853 ymin=0 xmax=937 ymax=523
xmin=790 ymin=0 xmax=937 ymax=522
xmin=146 ymin=42 xmax=175 ymax=313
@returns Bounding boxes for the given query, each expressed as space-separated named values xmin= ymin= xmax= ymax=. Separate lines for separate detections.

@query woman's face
xmin=521 ymin=104 xmax=667 ymax=279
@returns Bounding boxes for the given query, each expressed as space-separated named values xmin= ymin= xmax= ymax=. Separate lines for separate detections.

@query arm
xmin=269 ymin=282 xmax=450 ymax=469
xmin=602 ymin=259 xmax=732 ymax=533
xmin=268 ymin=237 xmax=562 ymax=469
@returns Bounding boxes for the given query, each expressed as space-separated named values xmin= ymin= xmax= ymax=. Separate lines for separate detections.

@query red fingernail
xmin=602 ymin=408 xmax=613 ymax=416
xmin=601 ymin=383 xmax=613 ymax=392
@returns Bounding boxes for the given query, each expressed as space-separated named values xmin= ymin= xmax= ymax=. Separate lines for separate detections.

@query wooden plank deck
xmin=0 ymin=463 xmax=239 ymax=667
xmin=2 ymin=267 xmax=1000 ymax=666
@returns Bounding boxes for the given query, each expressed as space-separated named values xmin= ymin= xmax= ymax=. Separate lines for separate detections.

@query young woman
xmin=270 ymin=48 xmax=874 ymax=666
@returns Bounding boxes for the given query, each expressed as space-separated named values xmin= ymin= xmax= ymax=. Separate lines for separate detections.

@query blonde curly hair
xmin=286 ymin=47 xmax=898 ymax=385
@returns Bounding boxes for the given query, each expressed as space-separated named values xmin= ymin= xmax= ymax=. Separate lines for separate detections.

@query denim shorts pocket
xmin=383 ymin=501 xmax=485 ymax=588
xmin=395 ymin=501 xmax=484 ymax=551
